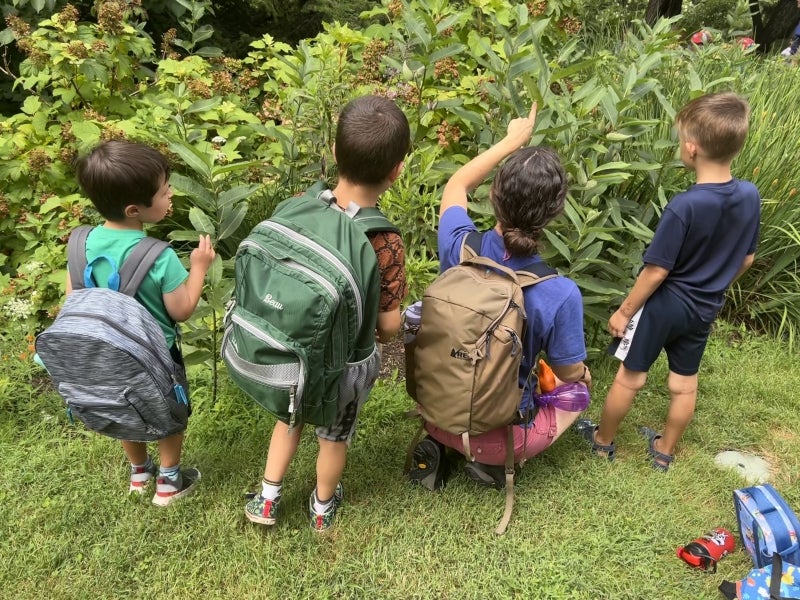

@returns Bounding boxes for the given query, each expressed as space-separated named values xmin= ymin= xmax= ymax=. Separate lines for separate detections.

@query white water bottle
xmin=403 ymin=301 xmax=423 ymax=345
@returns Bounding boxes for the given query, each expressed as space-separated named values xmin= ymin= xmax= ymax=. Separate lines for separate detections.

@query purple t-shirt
xmin=439 ymin=207 xmax=587 ymax=410
xmin=643 ymin=179 xmax=760 ymax=322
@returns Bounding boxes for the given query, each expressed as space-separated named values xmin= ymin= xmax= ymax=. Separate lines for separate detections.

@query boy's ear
xmin=123 ymin=204 xmax=140 ymax=218
xmin=331 ymin=142 xmax=338 ymax=165
xmin=684 ymin=140 xmax=698 ymax=160
xmin=387 ymin=161 xmax=404 ymax=183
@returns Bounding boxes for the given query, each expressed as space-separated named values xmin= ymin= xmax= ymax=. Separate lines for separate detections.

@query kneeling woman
xmin=409 ymin=103 xmax=591 ymax=490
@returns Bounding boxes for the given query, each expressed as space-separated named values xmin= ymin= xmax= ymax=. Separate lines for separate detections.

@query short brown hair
xmin=75 ymin=140 xmax=170 ymax=221
xmin=675 ymin=92 xmax=750 ymax=162
xmin=334 ymin=95 xmax=410 ymax=186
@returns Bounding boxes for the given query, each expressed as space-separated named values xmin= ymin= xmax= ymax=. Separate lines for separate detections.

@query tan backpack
xmin=405 ymin=231 xmax=557 ymax=534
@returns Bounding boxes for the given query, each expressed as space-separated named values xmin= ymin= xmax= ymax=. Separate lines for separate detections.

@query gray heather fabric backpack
xmin=35 ymin=226 xmax=190 ymax=442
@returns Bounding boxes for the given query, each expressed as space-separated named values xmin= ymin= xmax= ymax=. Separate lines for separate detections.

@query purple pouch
xmin=535 ymin=382 xmax=590 ymax=412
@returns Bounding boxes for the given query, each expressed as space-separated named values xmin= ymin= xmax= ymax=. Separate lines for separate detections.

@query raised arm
xmin=439 ymin=103 xmax=538 ymax=217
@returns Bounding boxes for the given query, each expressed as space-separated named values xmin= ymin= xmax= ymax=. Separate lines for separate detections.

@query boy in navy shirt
xmin=577 ymin=92 xmax=760 ymax=471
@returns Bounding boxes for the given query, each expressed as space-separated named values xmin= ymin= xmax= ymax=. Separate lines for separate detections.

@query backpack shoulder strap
xmin=769 ymin=553 xmax=793 ymax=600
xmin=459 ymin=231 xmax=483 ymax=262
xmin=310 ymin=181 xmax=400 ymax=235
xmin=351 ymin=206 xmax=400 ymax=235
xmin=117 ymin=237 xmax=170 ymax=297
xmin=67 ymin=225 xmax=94 ymax=290
xmin=516 ymin=262 xmax=558 ymax=288
xmin=459 ymin=230 xmax=558 ymax=287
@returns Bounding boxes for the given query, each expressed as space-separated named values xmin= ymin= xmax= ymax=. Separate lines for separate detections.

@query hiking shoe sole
xmin=463 ymin=461 xmax=506 ymax=490
xmin=408 ymin=437 xmax=446 ymax=491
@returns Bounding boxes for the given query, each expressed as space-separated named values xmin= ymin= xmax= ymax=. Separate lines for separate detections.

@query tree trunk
xmin=756 ymin=0 xmax=800 ymax=51
xmin=644 ymin=0 xmax=683 ymax=26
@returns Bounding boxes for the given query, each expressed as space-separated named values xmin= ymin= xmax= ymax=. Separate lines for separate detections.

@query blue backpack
xmin=735 ymin=484 xmax=800 ymax=568
xmin=720 ymin=553 xmax=800 ymax=599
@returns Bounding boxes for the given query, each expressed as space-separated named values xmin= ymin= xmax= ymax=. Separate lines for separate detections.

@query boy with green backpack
xmin=232 ymin=95 xmax=409 ymax=531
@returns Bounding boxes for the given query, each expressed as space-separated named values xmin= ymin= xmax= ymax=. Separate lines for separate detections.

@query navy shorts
xmin=609 ymin=287 xmax=711 ymax=376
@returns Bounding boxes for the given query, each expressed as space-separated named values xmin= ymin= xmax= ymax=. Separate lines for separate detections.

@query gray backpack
xmin=35 ymin=226 xmax=190 ymax=442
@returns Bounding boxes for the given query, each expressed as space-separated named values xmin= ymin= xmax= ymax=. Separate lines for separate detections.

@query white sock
xmin=261 ymin=479 xmax=282 ymax=500
xmin=312 ymin=489 xmax=334 ymax=514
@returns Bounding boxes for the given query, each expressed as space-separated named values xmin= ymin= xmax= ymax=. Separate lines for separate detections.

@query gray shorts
xmin=315 ymin=346 xmax=381 ymax=443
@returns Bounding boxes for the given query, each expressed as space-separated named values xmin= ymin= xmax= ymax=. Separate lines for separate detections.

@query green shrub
xmin=1 ymin=0 xmax=798 ymax=362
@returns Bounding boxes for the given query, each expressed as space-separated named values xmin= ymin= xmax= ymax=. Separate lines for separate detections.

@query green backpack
xmin=222 ymin=181 xmax=398 ymax=428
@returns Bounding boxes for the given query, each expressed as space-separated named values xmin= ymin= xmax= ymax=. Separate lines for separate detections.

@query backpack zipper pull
xmin=224 ymin=297 xmax=235 ymax=323
xmin=288 ymin=386 xmax=297 ymax=431
xmin=509 ymin=330 xmax=520 ymax=357
xmin=173 ymin=379 xmax=188 ymax=405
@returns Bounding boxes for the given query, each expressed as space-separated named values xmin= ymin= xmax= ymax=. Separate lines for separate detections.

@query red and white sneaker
xmin=152 ymin=468 xmax=201 ymax=507
xmin=129 ymin=460 xmax=157 ymax=495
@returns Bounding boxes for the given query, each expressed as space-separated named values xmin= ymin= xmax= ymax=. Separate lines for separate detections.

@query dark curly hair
xmin=75 ymin=140 xmax=170 ymax=221
xmin=490 ymin=146 xmax=567 ymax=256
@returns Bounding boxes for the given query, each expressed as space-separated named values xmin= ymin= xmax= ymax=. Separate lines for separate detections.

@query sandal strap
xmin=576 ymin=419 xmax=616 ymax=459
xmin=638 ymin=426 xmax=675 ymax=467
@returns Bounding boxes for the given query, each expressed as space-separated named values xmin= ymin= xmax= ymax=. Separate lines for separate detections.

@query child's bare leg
xmin=595 ymin=364 xmax=647 ymax=447
xmin=264 ymin=420 xmax=303 ymax=482
xmin=316 ymin=438 xmax=347 ymax=501
xmin=156 ymin=432 xmax=184 ymax=468
xmin=656 ymin=371 xmax=698 ymax=457
xmin=121 ymin=440 xmax=148 ymax=464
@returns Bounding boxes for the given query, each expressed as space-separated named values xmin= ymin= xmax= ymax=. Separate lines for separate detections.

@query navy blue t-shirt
xmin=439 ymin=207 xmax=587 ymax=411
xmin=643 ymin=178 xmax=760 ymax=322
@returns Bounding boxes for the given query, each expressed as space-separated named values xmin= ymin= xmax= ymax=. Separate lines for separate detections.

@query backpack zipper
xmin=239 ymin=240 xmax=340 ymax=305
xmin=260 ymin=221 xmax=363 ymax=330
xmin=229 ymin=311 xmax=307 ymax=416
xmin=239 ymin=239 xmax=348 ymax=364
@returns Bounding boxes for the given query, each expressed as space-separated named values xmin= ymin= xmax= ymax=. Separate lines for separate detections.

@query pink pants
xmin=425 ymin=404 xmax=558 ymax=466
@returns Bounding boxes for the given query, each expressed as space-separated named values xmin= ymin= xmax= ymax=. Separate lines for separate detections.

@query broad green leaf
xmin=429 ymin=44 xmax=467 ymax=64
xmin=217 ymin=203 xmax=248 ymax=241
xmin=542 ymin=229 xmax=571 ymax=261
xmin=219 ymin=185 xmax=259 ymax=209
xmin=169 ymin=173 xmax=216 ymax=213
xmin=70 ymin=121 xmax=102 ymax=144
xmin=169 ymin=141 xmax=212 ymax=180
xmin=206 ymin=254 xmax=222 ymax=287
xmin=573 ymin=275 xmax=627 ymax=295
xmin=185 ymin=97 xmax=222 ymax=115
xmin=606 ymin=132 xmax=632 ymax=141
xmin=592 ymin=162 xmax=631 ymax=174
xmin=168 ymin=230 xmax=204 ymax=242
xmin=188 ymin=207 xmax=216 ymax=237
xmin=21 ymin=96 xmax=41 ymax=116
xmin=195 ymin=46 xmax=224 ymax=58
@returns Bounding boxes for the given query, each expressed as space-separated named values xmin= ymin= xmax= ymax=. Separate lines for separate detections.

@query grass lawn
xmin=2 ymin=324 xmax=799 ymax=599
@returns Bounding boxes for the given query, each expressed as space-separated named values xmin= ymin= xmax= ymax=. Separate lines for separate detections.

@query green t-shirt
xmin=77 ymin=226 xmax=189 ymax=347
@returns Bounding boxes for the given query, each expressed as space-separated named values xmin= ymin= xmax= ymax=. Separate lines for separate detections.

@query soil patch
xmin=379 ymin=338 xmax=406 ymax=380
